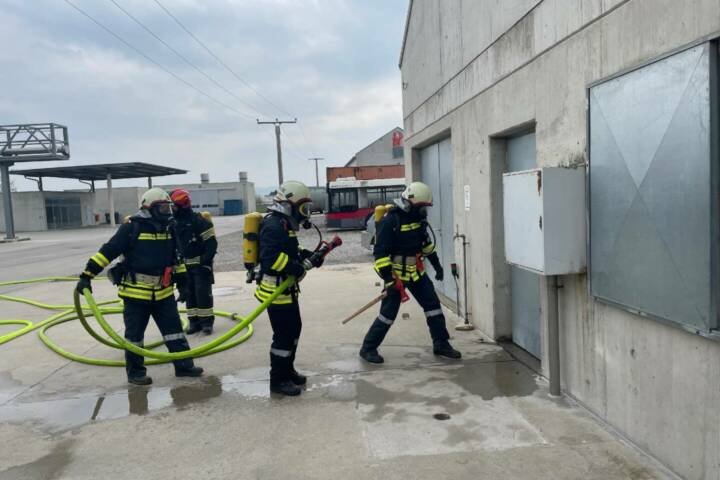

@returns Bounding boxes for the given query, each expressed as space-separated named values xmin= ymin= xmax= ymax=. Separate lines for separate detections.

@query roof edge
xmin=398 ymin=0 xmax=414 ymax=68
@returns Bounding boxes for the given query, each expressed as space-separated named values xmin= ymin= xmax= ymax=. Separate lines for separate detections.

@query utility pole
xmin=257 ymin=118 xmax=297 ymax=186
xmin=308 ymin=157 xmax=324 ymax=187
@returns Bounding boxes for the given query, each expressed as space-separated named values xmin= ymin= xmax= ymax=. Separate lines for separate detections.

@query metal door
xmin=506 ymin=133 xmax=541 ymax=358
xmin=420 ymin=138 xmax=457 ymax=301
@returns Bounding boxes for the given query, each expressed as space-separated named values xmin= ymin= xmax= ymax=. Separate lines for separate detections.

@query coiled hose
xmin=0 ymin=276 xmax=293 ymax=366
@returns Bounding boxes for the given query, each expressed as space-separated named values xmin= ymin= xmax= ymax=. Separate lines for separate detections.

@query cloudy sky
xmin=1 ymin=0 xmax=407 ymax=192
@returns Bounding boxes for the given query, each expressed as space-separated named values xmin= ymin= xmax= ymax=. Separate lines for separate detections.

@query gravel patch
xmin=214 ymin=215 xmax=372 ymax=273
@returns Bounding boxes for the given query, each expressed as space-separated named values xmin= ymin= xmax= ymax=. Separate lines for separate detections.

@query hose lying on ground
xmin=0 ymin=276 xmax=294 ymax=366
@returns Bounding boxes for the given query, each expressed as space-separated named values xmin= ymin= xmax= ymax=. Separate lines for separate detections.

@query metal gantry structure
xmin=0 ymin=123 xmax=70 ymax=240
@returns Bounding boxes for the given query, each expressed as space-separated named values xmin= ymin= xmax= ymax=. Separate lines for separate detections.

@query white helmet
xmin=401 ymin=182 xmax=433 ymax=207
xmin=141 ymin=187 xmax=172 ymax=209
xmin=140 ymin=188 xmax=173 ymax=223
xmin=271 ymin=180 xmax=312 ymax=218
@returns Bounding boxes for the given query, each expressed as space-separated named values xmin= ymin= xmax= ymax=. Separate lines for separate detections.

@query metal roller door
xmin=420 ymin=138 xmax=457 ymax=302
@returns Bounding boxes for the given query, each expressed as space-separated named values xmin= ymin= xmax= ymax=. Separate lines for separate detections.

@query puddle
xmin=0 ymin=375 xmax=255 ymax=433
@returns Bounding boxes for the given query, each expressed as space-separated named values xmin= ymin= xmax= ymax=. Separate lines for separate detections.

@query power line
xmin=107 ymin=0 xmax=268 ymax=118
xmin=152 ymin=0 xmax=295 ymax=119
xmin=63 ymin=0 xmax=255 ymax=120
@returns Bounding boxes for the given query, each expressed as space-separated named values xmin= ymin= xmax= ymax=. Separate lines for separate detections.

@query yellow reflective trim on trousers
xmin=400 ymin=223 xmax=422 ymax=232
xmin=374 ymin=256 xmax=391 ymax=268
xmin=288 ymin=230 xmax=297 ymax=238
xmin=174 ymin=264 xmax=187 ymax=273
xmin=200 ymin=228 xmax=215 ymax=240
xmin=271 ymin=252 xmax=289 ymax=272
xmin=254 ymin=289 xmax=292 ymax=305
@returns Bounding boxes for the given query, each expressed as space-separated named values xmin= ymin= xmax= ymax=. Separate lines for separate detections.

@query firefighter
xmin=75 ymin=188 xmax=204 ymax=385
xmin=360 ymin=181 xmax=462 ymax=364
xmin=255 ymin=180 xmax=324 ymax=396
xmin=170 ymin=189 xmax=218 ymax=335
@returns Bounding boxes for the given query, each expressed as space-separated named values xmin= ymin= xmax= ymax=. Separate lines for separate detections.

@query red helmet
xmin=170 ymin=188 xmax=192 ymax=209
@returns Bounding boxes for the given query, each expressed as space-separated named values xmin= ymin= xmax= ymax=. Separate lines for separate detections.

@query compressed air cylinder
xmin=374 ymin=205 xmax=387 ymax=223
xmin=243 ymin=212 xmax=263 ymax=268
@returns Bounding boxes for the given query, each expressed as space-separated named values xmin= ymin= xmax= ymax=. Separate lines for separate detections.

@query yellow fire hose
xmin=0 ymin=276 xmax=294 ymax=366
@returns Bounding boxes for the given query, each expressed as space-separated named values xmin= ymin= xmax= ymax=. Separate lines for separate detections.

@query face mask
xmin=292 ymin=201 xmax=312 ymax=223
xmin=414 ymin=205 xmax=429 ymax=218
xmin=151 ymin=202 xmax=174 ymax=225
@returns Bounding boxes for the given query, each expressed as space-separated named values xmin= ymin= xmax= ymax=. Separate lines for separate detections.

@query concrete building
xmin=346 ymin=126 xmax=405 ymax=166
xmin=400 ymin=1 xmax=720 ymax=479
xmin=1 ymin=171 xmax=255 ymax=232
xmin=94 ymin=173 xmax=256 ymax=220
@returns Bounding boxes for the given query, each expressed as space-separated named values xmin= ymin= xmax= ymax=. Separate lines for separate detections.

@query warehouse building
xmin=400 ymin=1 xmax=719 ymax=479
xmin=345 ymin=126 xmax=404 ymax=167
xmin=0 ymin=164 xmax=255 ymax=232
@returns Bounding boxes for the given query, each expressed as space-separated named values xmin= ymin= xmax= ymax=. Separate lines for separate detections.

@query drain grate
xmin=433 ymin=413 xmax=451 ymax=421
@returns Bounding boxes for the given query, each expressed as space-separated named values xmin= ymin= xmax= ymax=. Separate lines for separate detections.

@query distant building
xmin=345 ymin=127 xmax=404 ymax=167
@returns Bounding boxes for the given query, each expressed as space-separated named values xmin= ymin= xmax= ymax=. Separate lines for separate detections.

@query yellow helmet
xmin=401 ymin=182 xmax=433 ymax=207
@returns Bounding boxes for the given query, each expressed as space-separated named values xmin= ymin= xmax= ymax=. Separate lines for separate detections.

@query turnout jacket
xmin=82 ymin=210 xmax=186 ymax=302
xmin=254 ymin=212 xmax=311 ymax=305
xmin=373 ymin=208 xmax=440 ymax=282
xmin=174 ymin=208 xmax=217 ymax=267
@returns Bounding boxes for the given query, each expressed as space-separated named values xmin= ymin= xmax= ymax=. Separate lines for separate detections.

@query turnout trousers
xmin=267 ymin=299 xmax=302 ymax=384
xmin=186 ymin=266 xmax=215 ymax=330
xmin=123 ymin=296 xmax=195 ymax=379
xmin=361 ymin=274 xmax=450 ymax=351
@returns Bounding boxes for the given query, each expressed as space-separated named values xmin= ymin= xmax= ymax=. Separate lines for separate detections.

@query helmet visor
xmin=298 ymin=200 xmax=312 ymax=218
xmin=153 ymin=202 xmax=173 ymax=216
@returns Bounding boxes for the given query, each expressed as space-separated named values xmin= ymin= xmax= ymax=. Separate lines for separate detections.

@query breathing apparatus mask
xmin=149 ymin=201 xmax=174 ymax=225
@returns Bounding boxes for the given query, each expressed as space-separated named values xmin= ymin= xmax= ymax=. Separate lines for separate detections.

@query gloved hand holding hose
xmin=76 ymin=274 xmax=92 ymax=294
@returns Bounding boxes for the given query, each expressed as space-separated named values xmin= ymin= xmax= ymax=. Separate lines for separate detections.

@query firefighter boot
xmin=433 ymin=340 xmax=462 ymax=359
xmin=176 ymin=366 xmax=204 ymax=377
xmin=289 ymin=370 xmax=307 ymax=386
xmin=359 ymin=349 xmax=384 ymax=364
xmin=186 ymin=322 xmax=203 ymax=335
xmin=270 ymin=380 xmax=302 ymax=396
xmin=128 ymin=375 xmax=153 ymax=386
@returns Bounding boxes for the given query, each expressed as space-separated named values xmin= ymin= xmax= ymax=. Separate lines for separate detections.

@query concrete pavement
xmin=0 ymin=216 xmax=243 ymax=283
xmin=0 ymin=262 xmax=673 ymax=479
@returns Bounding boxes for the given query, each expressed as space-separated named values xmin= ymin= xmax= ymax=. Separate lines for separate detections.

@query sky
xmin=0 ymin=0 xmax=407 ymax=193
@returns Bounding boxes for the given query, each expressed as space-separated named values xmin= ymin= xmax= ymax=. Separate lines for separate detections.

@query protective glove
xmin=428 ymin=253 xmax=444 ymax=282
xmin=383 ymin=279 xmax=399 ymax=296
xmin=76 ymin=274 xmax=92 ymax=294
xmin=308 ymin=251 xmax=325 ymax=269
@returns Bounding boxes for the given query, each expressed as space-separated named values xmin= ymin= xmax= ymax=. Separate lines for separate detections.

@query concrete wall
xmin=92 ymin=187 xmax=144 ymax=223
xmin=347 ymin=127 xmax=404 ymax=166
xmin=0 ymin=191 xmax=96 ymax=232
xmin=401 ymin=1 xmax=720 ymax=478
xmin=0 ymin=192 xmax=47 ymax=232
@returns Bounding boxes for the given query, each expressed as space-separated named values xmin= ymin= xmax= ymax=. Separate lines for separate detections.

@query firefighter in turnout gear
xmin=359 ymin=182 xmax=462 ymax=364
xmin=75 ymin=188 xmax=204 ymax=385
xmin=170 ymin=189 xmax=218 ymax=335
xmin=256 ymin=180 xmax=324 ymax=396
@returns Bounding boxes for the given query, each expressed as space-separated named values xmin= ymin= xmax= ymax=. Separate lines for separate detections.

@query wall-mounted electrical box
xmin=503 ymin=167 xmax=586 ymax=275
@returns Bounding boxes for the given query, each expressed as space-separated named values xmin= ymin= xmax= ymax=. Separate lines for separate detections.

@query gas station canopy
xmin=11 ymin=162 xmax=187 ymax=181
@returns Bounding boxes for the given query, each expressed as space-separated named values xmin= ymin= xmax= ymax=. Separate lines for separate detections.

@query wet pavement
xmin=0 ymin=267 xmax=672 ymax=480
